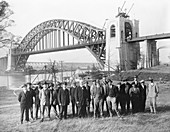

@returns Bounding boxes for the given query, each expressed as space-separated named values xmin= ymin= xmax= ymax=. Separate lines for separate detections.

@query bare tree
xmin=0 ymin=1 xmax=21 ymax=49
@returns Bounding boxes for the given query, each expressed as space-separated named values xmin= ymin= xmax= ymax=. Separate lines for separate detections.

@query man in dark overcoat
xmin=70 ymin=81 xmax=78 ymax=117
xmin=18 ymin=84 xmax=30 ymax=124
xmin=140 ymin=80 xmax=147 ymax=112
xmin=122 ymin=79 xmax=131 ymax=114
xmin=84 ymin=81 xmax=91 ymax=117
xmin=58 ymin=82 xmax=70 ymax=119
xmin=34 ymin=84 xmax=41 ymax=120
xmin=75 ymin=81 xmax=88 ymax=118
xmin=27 ymin=82 xmax=35 ymax=120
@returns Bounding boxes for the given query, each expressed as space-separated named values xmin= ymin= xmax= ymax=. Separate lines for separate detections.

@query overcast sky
xmin=1 ymin=0 xmax=170 ymax=63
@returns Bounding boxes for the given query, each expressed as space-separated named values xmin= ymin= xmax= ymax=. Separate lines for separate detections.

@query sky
xmin=1 ymin=0 xmax=170 ymax=63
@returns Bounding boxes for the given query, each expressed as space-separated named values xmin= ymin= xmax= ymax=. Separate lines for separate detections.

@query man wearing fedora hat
xmin=122 ymin=78 xmax=131 ymax=114
xmin=70 ymin=81 xmax=78 ymax=117
xmin=18 ymin=84 xmax=30 ymax=124
xmin=26 ymin=82 xmax=35 ymax=121
xmin=39 ymin=81 xmax=52 ymax=122
xmin=58 ymin=82 xmax=70 ymax=119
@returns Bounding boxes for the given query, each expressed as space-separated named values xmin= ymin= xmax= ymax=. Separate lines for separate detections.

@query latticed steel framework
xmin=14 ymin=19 xmax=106 ymax=70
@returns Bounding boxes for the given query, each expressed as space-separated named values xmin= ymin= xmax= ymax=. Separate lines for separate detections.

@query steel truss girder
xmin=14 ymin=19 xmax=106 ymax=70
xmin=15 ymin=30 xmax=53 ymax=69
xmin=86 ymin=43 xmax=106 ymax=68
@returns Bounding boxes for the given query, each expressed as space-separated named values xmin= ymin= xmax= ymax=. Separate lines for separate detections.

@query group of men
xmin=18 ymin=75 xmax=159 ymax=124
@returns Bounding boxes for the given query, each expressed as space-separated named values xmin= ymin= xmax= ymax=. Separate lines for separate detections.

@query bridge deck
xmin=128 ymin=33 xmax=170 ymax=43
xmin=13 ymin=41 xmax=105 ymax=56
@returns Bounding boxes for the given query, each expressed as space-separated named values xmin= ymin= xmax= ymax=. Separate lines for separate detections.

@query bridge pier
xmin=142 ymin=40 xmax=157 ymax=68
xmin=0 ymin=56 xmax=8 ymax=73
xmin=6 ymin=48 xmax=16 ymax=71
xmin=105 ymin=15 xmax=140 ymax=71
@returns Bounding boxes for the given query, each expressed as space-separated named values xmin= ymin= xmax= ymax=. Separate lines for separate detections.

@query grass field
xmin=0 ymin=81 xmax=170 ymax=132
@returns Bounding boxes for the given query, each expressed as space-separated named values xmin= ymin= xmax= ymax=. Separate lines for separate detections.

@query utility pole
xmin=59 ymin=61 xmax=63 ymax=82
xmin=44 ymin=65 xmax=47 ymax=80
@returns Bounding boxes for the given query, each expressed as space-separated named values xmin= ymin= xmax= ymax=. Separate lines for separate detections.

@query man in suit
xmin=140 ymin=80 xmax=147 ymax=112
xmin=18 ymin=84 xmax=29 ymax=124
xmin=70 ymin=81 xmax=78 ymax=117
xmin=84 ymin=81 xmax=91 ymax=117
xmin=116 ymin=82 xmax=126 ymax=115
xmin=91 ymin=80 xmax=104 ymax=118
xmin=58 ymin=82 xmax=70 ymax=119
xmin=122 ymin=79 xmax=131 ymax=114
xmin=75 ymin=81 xmax=88 ymax=118
xmin=49 ymin=82 xmax=59 ymax=118
xmin=106 ymin=80 xmax=120 ymax=118
xmin=101 ymin=76 xmax=109 ymax=117
xmin=39 ymin=81 xmax=52 ymax=122
xmin=26 ymin=82 xmax=35 ymax=120
xmin=34 ymin=84 xmax=41 ymax=120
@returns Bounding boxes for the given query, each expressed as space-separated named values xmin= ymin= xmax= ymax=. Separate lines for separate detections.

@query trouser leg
xmin=82 ymin=104 xmax=86 ymax=117
xmin=59 ymin=105 xmax=63 ymax=119
xmin=105 ymin=100 xmax=109 ymax=116
xmin=52 ymin=105 xmax=58 ymax=116
xmin=134 ymin=98 xmax=139 ymax=113
xmin=126 ymin=96 xmax=130 ymax=113
xmin=111 ymin=97 xmax=120 ymax=117
xmin=47 ymin=105 xmax=51 ymax=118
xmin=78 ymin=104 xmax=82 ymax=117
xmin=35 ymin=104 xmax=39 ymax=119
xmin=20 ymin=106 xmax=25 ymax=123
xmin=63 ymin=105 xmax=68 ymax=119
xmin=131 ymin=99 xmax=135 ymax=113
xmin=120 ymin=99 xmax=126 ymax=114
xmin=86 ymin=101 xmax=90 ymax=117
xmin=71 ymin=100 xmax=75 ymax=116
xmin=141 ymin=98 xmax=146 ymax=112
xmin=152 ymin=97 xmax=157 ymax=113
xmin=30 ymin=106 xmax=33 ymax=119
xmin=94 ymin=98 xmax=99 ymax=117
xmin=99 ymin=99 xmax=104 ymax=117
xmin=91 ymin=98 xmax=94 ymax=112
xmin=106 ymin=97 xmax=112 ymax=117
xmin=25 ymin=107 xmax=29 ymax=121
xmin=40 ymin=105 xmax=45 ymax=121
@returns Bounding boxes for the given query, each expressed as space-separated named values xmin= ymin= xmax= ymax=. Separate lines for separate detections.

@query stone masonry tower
xmin=105 ymin=13 xmax=140 ymax=71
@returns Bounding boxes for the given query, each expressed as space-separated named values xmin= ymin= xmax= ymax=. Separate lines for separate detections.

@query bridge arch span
xmin=14 ymin=19 xmax=106 ymax=70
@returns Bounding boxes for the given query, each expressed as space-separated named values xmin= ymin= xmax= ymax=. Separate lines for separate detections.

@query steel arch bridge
xmin=13 ymin=19 xmax=106 ymax=70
